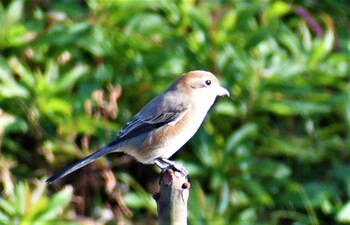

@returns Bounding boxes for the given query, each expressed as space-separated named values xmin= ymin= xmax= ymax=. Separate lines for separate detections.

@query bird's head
xmin=173 ymin=70 xmax=229 ymax=109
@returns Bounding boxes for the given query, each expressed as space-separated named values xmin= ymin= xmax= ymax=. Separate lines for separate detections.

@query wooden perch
xmin=153 ymin=167 xmax=190 ymax=225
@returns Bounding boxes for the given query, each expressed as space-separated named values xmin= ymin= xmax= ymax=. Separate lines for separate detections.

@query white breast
xmin=159 ymin=102 xmax=212 ymax=159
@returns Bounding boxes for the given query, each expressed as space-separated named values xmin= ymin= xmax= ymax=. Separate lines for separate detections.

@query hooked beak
xmin=217 ymin=86 xmax=230 ymax=97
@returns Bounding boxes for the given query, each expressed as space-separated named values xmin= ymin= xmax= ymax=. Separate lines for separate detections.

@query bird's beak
xmin=217 ymin=86 xmax=230 ymax=97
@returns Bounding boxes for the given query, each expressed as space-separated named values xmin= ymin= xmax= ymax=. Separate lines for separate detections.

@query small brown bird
xmin=46 ymin=70 xmax=229 ymax=183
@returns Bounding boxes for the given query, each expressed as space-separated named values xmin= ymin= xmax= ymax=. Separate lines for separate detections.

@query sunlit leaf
xmin=5 ymin=0 xmax=24 ymax=25
xmin=265 ymin=1 xmax=290 ymax=22
xmin=53 ymin=64 xmax=89 ymax=93
xmin=337 ymin=202 xmax=350 ymax=222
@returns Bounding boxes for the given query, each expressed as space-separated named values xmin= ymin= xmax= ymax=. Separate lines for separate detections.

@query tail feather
xmin=46 ymin=146 xmax=114 ymax=183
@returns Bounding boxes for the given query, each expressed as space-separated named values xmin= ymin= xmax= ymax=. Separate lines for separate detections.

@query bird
xmin=46 ymin=70 xmax=229 ymax=183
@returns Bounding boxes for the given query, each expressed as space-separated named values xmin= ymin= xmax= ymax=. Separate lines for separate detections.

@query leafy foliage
xmin=0 ymin=176 xmax=75 ymax=225
xmin=0 ymin=0 xmax=349 ymax=224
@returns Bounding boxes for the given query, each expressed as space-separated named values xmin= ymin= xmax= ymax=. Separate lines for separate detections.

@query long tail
xmin=46 ymin=146 xmax=115 ymax=183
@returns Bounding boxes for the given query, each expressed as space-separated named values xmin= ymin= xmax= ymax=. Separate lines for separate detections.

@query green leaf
xmin=0 ymin=111 xmax=27 ymax=133
xmin=119 ymin=173 xmax=156 ymax=212
xmin=337 ymin=202 xmax=350 ymax=222
xmin=0 ymin=210 xmax=10 ymax=225
xmin=214 ymin=101 xmax=237 ymax=116
xmin=225 ymin=123 xmax=258 ymax=155
xmin=237 ymin=177 xmax=273 ymax=206
xmin=5 ymin=0 xmax=24 ymax=26
xmin=123 ymin=193 xmax=147 ymax=209
xmin=261 ymin=100 xmax=332 ymax=116
xmin=43 ymin=60 xmax=59 ymax=85
xmin=252 ymin=159 xmax=291 ymax=179
xmin=0 ymin=57 xmax=29 ymax=98
xmin=36 ymin=186 xmax=73 ymax=222
xmin=218 ymin=181 xmax=229 ymax=214
xmin=265 ymin=1 xmax=290 ymax=22
xmin=14 ymin=182 xmax=26 ymax=216
xmin=0 ymin=198 xmax=15 ymax=216
xmin=38 ymin=97 xmax=72 ymax=116
xmin=22 ymin=197 xmax=48 ymax=224
xmin=9 ymin=57 xmax=35 ymax=87
xmin=54 ymin=64 xmax=89 ymax=93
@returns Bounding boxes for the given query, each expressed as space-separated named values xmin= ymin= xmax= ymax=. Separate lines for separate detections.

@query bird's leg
xmin=155 ymin=158 xmax=188 ymax=176
xmin=154 ymin=160 xmax=167 ymax=170
xmin=158 ymin=158 xmax=176 ymax=166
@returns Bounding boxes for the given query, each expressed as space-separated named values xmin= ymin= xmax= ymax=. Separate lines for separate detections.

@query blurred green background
xmin=0 ymin=0 xmax=349 ymax=224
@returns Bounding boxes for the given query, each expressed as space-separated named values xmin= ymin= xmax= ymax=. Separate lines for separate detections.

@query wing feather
xmin=106 ymin=92 xmax=189 ymax=147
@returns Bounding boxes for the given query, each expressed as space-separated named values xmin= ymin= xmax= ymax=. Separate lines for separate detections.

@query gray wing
xmin=106 ymin=92 xmax=190 ymax=147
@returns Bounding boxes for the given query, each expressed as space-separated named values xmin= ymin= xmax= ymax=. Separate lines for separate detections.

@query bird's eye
xmin=205 ymin=80 xmax=211 ymax=86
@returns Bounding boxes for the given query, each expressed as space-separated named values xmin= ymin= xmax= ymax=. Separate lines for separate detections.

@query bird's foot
xmin=169 ymin=163 xmax=188 ymax=177
xmin=155 ymin=158 xmax=188 ymax=177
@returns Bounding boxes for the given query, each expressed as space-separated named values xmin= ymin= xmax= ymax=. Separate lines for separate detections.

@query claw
xmin=155 ymin=158 xmax=188 ymax=177
xmin=171 ymin=164 xmax=188 ymax=177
